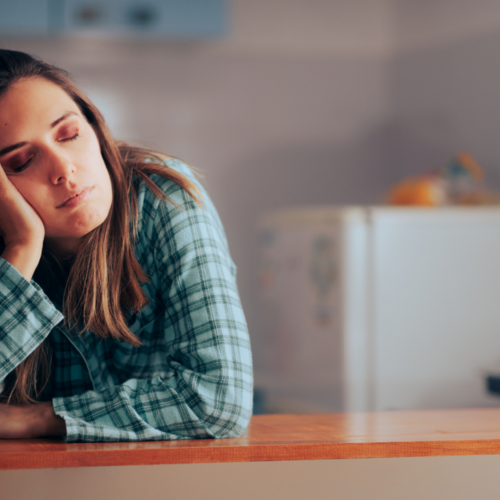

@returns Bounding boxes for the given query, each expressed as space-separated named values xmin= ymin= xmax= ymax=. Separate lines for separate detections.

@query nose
xmin=49 ymin=150 xmax=76 ymax=185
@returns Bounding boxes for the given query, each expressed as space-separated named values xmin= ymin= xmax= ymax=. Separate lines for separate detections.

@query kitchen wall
xmin=391 ymin=0 xmax=500 ymax=184
xmin=3 ymin=0 xmax=500 ymax=363
xmin=0 ymin=0 xmax=396 ymax=355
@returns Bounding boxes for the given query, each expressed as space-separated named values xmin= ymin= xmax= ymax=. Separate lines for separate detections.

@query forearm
xmin=51 ymin=354 xmax=252 ymax=442
xmin=34 ymin=402 xmax=67 ymax=437
xmin=0 ymin=402 xmax=66 ymax=439
xmin=0 ymin=258 xmax=64 ymax=383
xmin=2 ymin=242 xmax=42 ymax=282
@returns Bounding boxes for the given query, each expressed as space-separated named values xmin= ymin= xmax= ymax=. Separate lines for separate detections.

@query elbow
xmin=197 ymin=370 xmax=253 ymax=439
xmin=207 ymin=409 xmax=251 ymax=439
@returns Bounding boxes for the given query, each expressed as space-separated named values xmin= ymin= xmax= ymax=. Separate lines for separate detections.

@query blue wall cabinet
xmin=0 ymin=0 xmax=50 ymax=36
xmin=0 ymin=0 xmax=228 ymax=38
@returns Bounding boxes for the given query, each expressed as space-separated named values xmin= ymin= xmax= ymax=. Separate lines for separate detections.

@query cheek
xmin=102 ymin=166 xmax=113 ymax=200
xmin=89 ymin=150 xmax=113 ymax=204
xmin=80 ymin=134 xmax=111 ymax=187
xmin=8 ymin=177 xmax=46 ymax=213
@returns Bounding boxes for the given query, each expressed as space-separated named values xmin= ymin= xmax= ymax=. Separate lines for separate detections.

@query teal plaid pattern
xmin=0 ymin=159 xmax=253 ymax=442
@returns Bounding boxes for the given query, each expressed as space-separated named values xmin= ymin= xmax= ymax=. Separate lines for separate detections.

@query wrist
xmin=31 ymin=402 xmax=66 ymax=438
xmin=4 ymin=239 xmax=43 ymax=254
xmin=2 ymin=242 xmax=43 ymax=281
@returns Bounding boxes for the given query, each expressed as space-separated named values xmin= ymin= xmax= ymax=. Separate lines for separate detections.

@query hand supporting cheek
xmin=0 ymin=164 xmax=45 ymax=280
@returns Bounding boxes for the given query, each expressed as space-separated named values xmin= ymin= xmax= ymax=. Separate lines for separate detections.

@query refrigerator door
xmin=257 ymin=208 xmax=357 ymax=412
xmin=370 ymin=207 xmax=500 ymax=411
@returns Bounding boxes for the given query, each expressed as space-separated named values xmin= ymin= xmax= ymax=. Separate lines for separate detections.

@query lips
xmin=57 ymin=186 xmax=93 ymax=208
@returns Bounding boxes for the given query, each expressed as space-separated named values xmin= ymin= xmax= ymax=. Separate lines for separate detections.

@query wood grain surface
xmin=2 ymin=409 xmax=500 ymax=470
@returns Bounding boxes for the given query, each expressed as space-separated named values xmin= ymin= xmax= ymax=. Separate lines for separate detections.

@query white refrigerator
xmin=256 ymin=206 xmax=500 ymax=413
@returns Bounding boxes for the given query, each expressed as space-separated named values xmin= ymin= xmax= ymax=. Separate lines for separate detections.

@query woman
xmin=0 ymin=49 xmax=253 ymax=442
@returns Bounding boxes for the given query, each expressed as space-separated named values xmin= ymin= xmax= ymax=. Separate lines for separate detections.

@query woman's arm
xmin=0 ymin=258 xmax=66 ymax=439
xmin=0 ymin=402 xmax=65 ymax=439
xmin=0 ymin=161 xmax=59 ymax=386
xmin=0 ymin=166 xmax=67 ymax=439
xmin=0 ymin=213 xmax=70 ymax=440
xmin=50 ymin=167 xmax=253 ymax=442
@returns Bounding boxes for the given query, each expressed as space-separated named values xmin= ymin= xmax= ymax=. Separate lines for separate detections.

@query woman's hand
xmin=0 ymin=164 xmax=45 ymax=280
xmin=0 ymin=402 xmax=66 ymax=439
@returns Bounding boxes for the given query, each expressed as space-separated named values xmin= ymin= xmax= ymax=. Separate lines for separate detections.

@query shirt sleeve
xmin=0 ymin=257 xmax=64 ymax=385
xmin=52 ymin=175 xmax=253 ymax=442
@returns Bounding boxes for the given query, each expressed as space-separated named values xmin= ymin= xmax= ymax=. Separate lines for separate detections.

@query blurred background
xmin=4 ymin=0 xmax=500 ymax=414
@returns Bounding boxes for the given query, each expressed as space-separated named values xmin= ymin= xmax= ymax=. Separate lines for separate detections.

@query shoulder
xmin=134 ymin=157 xmax=204 ymax=234
xmin=134 ymin=157 xmax=200 ymax=212
xmin=133 ymin=158 xmax=231 ymax=267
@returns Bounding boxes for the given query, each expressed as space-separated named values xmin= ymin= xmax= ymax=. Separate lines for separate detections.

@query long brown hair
xmin=0 ymin=49 xmax=200 ymax=404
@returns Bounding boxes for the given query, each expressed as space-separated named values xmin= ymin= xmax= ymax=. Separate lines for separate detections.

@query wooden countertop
xmin=3 ymin=409 xmax=500 ymax=470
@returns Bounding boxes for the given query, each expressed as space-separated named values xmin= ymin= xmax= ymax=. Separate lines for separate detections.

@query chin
xmin=46 ymin=217 xmax=109 ymax=248
xmin=72 ymin=206 xmax=110 ymax=234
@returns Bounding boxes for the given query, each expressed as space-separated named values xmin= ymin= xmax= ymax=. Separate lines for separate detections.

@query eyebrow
xmin=0 ymin=111 xmax=78 ymax=158
xmin=51 ymin=111 xmax=77 ymax=128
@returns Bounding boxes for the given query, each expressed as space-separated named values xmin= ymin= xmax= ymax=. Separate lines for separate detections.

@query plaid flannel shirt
xmin=0 ymin=159 xmax=253 ymax=442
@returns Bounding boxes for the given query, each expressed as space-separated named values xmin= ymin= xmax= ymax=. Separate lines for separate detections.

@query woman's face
xmin=0 ymin=77 xmax=113 ymax=254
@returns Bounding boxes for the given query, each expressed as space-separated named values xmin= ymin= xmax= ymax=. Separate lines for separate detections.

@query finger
xmin=0 ymin=161 xmax=13 ymax=183
xmin=0 ymin=161 xmax=21 ymax=181
xmin=0 ymin=163 xmax=12 ymax=194
xmin=0 ymin=164 xmax=18 ymax=197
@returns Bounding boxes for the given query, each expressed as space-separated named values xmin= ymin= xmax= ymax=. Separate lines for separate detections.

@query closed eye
xmin=12 ymin=154 xmax=37 ymax=173
xmin=59 ymin=133 xmax=79 ymax=143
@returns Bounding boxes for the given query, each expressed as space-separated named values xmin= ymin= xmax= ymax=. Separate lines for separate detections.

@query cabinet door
xmin=62 ymin=0 xmax=227 ymax=38
xmin=0 ymin=0 xmax=50 ymax=35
